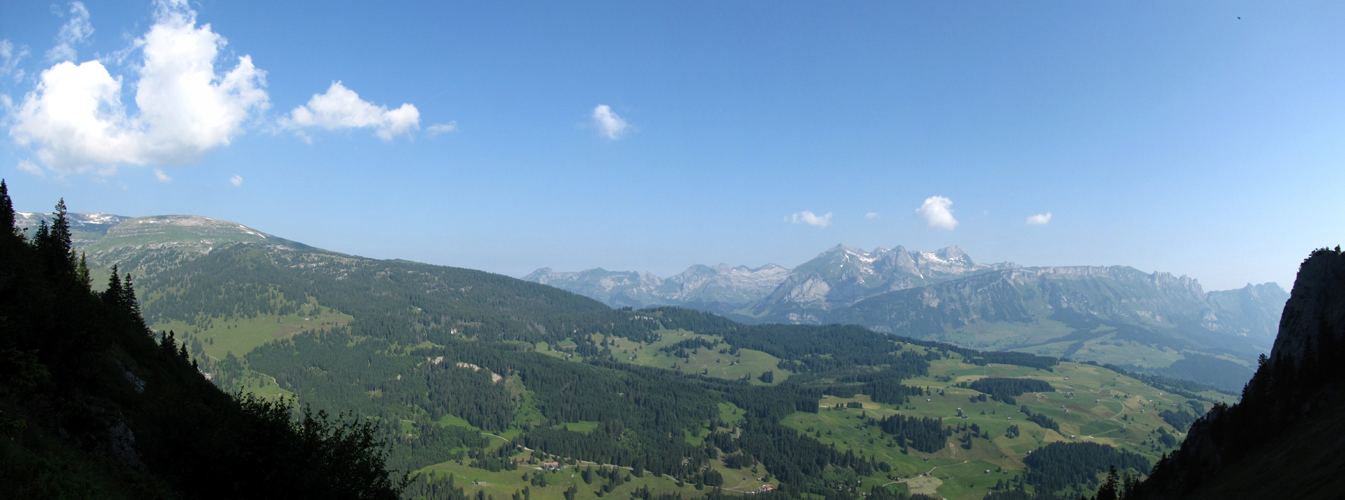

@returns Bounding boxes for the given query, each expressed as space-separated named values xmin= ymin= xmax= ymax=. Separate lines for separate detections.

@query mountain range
xmin=19 ymin=210 xmax=1285 ymax=392
xmin=527 ymin=245 xmax=1289 ymax=392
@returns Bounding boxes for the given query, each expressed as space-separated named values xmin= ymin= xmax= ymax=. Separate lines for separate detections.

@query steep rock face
xmin=1268 ymin=252 xmax=1345 ymax=365
xmin=1131 ymin=248 xmax=1345 ymax=500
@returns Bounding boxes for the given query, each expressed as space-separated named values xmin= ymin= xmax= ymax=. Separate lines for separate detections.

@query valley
xmin=0 ymin=205 xmax=1263 ymax=500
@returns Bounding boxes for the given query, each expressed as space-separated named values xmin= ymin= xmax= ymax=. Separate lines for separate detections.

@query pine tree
xmin=33 ymin=199 xmax=74 ymax=276
xmin=76 ymin=252 xmax=92 ymax=290
xmin=121 ymin=272 xmax=141 ymax=317
xmin=103 ymin=265 xmax=124 ymax=310
xmin=0 ymin=179 xmax=17 ymax=242
xmin=1095 ymin=465 xmax=1120 ymax=500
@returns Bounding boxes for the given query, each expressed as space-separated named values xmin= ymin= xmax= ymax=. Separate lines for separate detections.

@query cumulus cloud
xmin=915 ymin=196 xmax=958 ymax=230
xmin=1026 ymin=212 xmax=1052 ymax=225
xmin=153 ymin=168 xmax=171 ymax=182
xmin=47 ymin=2 xmax=94 ymax=62
xmin=282 ymin=81 xmax=420 ymax=141
xmin=592 ymin=104 xmax=631 ymax=140
xmin=229 ymin=174 xmax=242 ymax=186
xmin=865 ymin=212 xmax=880 ymax=220
xmin=785 ymin=210 xmax=833 ymax=228
xmin=8 ymin=0 xmax=269 ymax=175
xmin=426 ymin=122 xmax=458 ymax=136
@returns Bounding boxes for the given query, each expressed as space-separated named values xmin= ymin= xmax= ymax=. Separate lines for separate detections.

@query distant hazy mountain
xmin=523 ymin=263 xmax=790 ymax=312
xmin=527 ymin=244 xmax=1288 ymax=391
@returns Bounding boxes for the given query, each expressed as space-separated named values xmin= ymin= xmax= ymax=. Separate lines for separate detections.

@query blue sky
xmin=2 ymin=0 xmax=1343 ymax=291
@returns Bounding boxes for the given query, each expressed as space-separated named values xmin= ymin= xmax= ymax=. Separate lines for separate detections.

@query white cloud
xmin=592 ymin=104 xmax=631 ymax=140
xmin=153 ymin=168 xmax=171 ymax=182
xmin=17 ymin=160 xmax=44 ymax=177
xmin=865 ymin=212 xmax=880 ymax=220
xmin=1 ymin=40 xmax=31 ymax=81
xmin=915 ymin=196 xmax=958 ymax=230
xmin=1026 ymin=212 xmax=1052 ymax=225
xmin=283 ymin=81 xmax=420 ymax=141
xmin=426 ymin=122 xmax=458 ymax=136
xmin=47 ymin=2 xmax=94 ymax=63
xmin=229 ymin=174 xmax=242 ymax=186
xmin=8 ymin=0 xmax=269 ymax=174
xmin=786 ymin=210 xmax=833 ymax=228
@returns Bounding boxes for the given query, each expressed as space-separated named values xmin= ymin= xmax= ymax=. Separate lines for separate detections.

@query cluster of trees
xmin=1019 ymin=405 xmax=1061 ymax=432
xmin=864 ymin=379 xmax=928 ymax=405
xmin=1156 ymin=409 xmax=1199 ymax=433
xmin=0 ymin=183 xmax=404 ymax=499
xmin=385 ymin=421 xmax=485 ymax=474
xmin=1021 ymin=442 xmax=1149 ymax=495
xmin=658 ymin=337 xmax=718 ymax=358
xmin=874 ymin=414 xmax=950 ymax=453
xmin=403 ymin=472 xmax=472 ymax=500
xmin=960 ymin=378 xmax=1055 ymax=404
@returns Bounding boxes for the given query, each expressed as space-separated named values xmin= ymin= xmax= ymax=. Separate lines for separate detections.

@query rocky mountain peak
xmin=1269 ymin=247 xmax=1345 ymax=365
xmin=935 ymin=245 xmax=968 ymax=261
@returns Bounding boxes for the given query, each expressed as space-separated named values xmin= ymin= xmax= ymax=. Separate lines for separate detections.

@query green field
xmin=604 ymin=329 xmax=793 ymax=384
xmin=527 ymin=329 xmax=792 ymax=384
xmin=151 ymin=306 xmax=353 ymax=361
xmin=775 ymin=346 xmax=1216 ymax=500
xmin=415 ymin=438 xmax=776 ymax=500
xmin=149 ymin=302 xmax=351 ymax=400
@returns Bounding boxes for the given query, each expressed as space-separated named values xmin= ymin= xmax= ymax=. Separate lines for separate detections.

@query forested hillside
xmin=0 ymin=183 xmax=403 ymax=499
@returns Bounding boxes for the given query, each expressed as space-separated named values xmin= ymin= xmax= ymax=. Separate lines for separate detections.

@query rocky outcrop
xmin=1130 ymin=247 xmax=1345 ymax=499
xmin=1267 ymin=250 xmax=1345 ymax=365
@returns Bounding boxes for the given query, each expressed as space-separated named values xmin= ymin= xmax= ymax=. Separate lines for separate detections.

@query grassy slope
xmin=532 ymin=330 xmax=792 ymax=385
xmin=149 ymin=302 xmax=352 ymax=400
xmin=778 ymin=345 xmax=1211 ymax=500
xmin=496 ymin=332 xmax=1215 ymax=500
xmin=421 ymin=414 xmax=774 ymax=500
xmin=607 ymin=329 xmax=793 ymax=384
